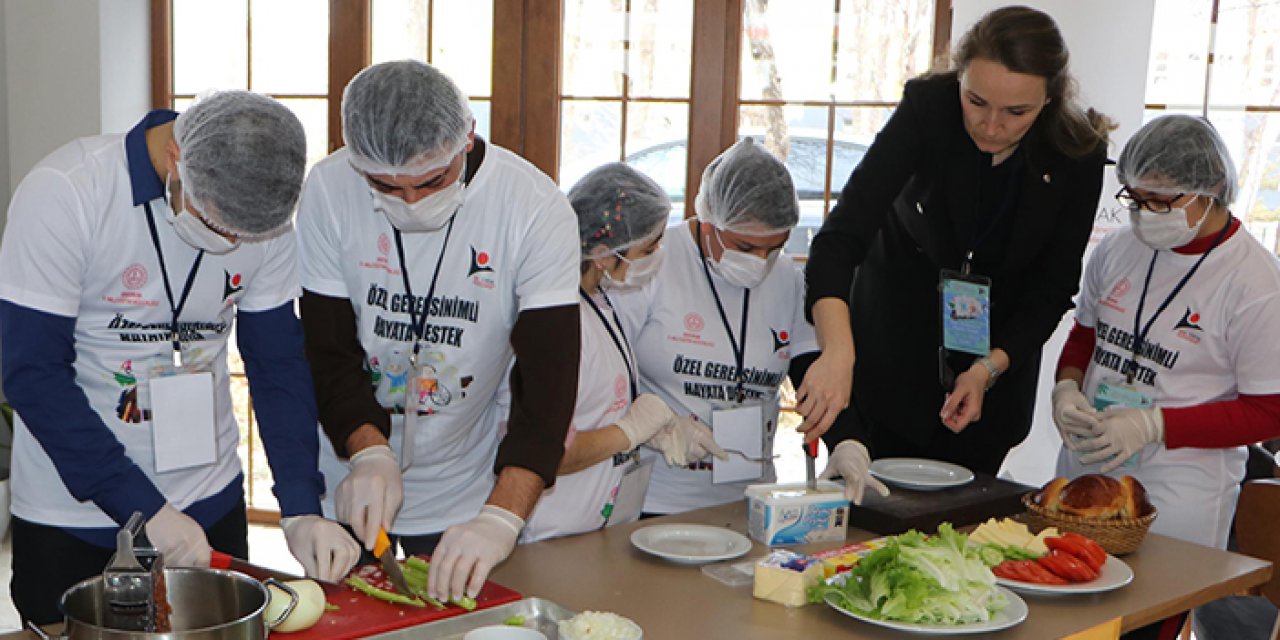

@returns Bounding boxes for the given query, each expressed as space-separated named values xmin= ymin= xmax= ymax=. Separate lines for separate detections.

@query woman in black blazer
xmin=798 ymin=6 xmax=1114 ymax=497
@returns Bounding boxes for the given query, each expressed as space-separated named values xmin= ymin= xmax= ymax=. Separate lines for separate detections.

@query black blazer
xmin=806 ymin=73 xmax=1107 ymax=455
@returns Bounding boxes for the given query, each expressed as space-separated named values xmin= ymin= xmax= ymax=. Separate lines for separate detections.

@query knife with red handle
xmin=210 ymin=551 xmax=344 ymax=595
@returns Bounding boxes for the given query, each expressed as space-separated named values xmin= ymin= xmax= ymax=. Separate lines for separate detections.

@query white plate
xmin=869 ymin=458 xmax=975 ymax=490
xmin=996 ymin=555 xmax=1134 ymax=595
xmin=824 ymin=586 xmax=1028 ymax=635
xmin=629 ymin=524 xmax=752 ymax=564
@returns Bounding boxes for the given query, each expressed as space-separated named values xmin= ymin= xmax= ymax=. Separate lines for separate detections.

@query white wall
xmin=0 ymin=4 xmax=8 ymax=222
xmin=950 ymin=0 xmax=1157 ymax=487
xmin=99 ymin=0 xmax=151 ymax=135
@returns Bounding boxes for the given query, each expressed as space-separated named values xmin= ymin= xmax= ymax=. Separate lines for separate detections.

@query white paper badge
xmin=150 ymin=371 xmax=217 ymax=473
xmin=711 ymin=402 xmax=766 ymax=484
xmin=606 ymin=456 xmax=655 ymax=527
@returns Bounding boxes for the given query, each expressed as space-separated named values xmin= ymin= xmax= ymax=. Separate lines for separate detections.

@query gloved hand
xmin=818 ymin=439 xmax=889 ymax=505
xmin=1077 ymin=407 xmax=1165 ymax=473
xmin=145 ymin=503 xmax=211 ymax=568
xmin=335 ymin=444 xmax=403 ymax=551
xmin=614 ymin=393 xmax=677 ymax=450
xmin=645 ymin=415 xmax=728 ymax=467
xmin=1052 ymin=379 xmax=1101 ymax=451
xmin=281 ymin=514 xmax=361 ymax=582
xmin=428 ymin=505 xmax=524 ymax=601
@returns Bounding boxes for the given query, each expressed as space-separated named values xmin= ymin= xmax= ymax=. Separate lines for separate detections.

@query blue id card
xmin=1091 ymin=377 xmax=1154 ymax=469
xmin=940 ymin=270 xmax=992 ymax=356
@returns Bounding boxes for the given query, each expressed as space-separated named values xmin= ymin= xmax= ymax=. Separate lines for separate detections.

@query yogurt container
xmin=745 ymin=481 xmax=849 ymax=546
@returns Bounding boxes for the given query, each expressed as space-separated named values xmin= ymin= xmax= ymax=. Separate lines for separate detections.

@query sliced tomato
xmin=992 ymin=560 xmax=1023 ymax=581
xmin=1061 ymin=533 xmax=1108 ymax=570
xmin=995 ymin=560 xmax=1070 ymax=585
xmin=1038 ymin=549 xmax=1099 ymax=583
xmin=1044 ymin=536 xmax=1104 ymax=573
xmin=1019 ymin=561 xmax=1071 ymax=585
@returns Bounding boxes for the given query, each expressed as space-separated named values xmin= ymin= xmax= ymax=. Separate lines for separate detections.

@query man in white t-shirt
xmin=1052 ymin=115 xmax=1280 ymax=552
xmin=0 ymin=92 xmax=358 ymax=624
xmin=611 ymin=139 xmax=825 ymax=514
xmin=297 ymin=61 xmax=580 ymax=603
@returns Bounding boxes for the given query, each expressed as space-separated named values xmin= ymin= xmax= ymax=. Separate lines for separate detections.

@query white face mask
xmin=166 ymin=176 xmax=240 ymax=254
xmin=371 ymin=156 xmax=467 ymax=233
xmin=705 ymin=227 xmax=778 ymax=289
xmin=1129 ymin=196 xmax=1205 ymax=250
xmin=602 ymin=245 xmax=664 ymax=290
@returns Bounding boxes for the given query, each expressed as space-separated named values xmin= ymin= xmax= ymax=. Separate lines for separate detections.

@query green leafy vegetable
xmin=345 ymin=575 xmax=425 ymax=607
xmin=809 ymin=523 xmax=1006 ymax=625
xmin=401 ymin=556 xmax=479 ymax=611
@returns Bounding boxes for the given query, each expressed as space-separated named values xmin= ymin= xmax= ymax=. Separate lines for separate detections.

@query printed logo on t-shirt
xmin=468 ymin=246 xmax=496 ymax=289
xmin=102 ymin=264 xmax=161 ymax=307
xmin=669 ymin=312 xmax=713 ymax=348
xmin=684 ymin=312 xmax=704 ymax=333
xmin=360 ymin=234 xmax=398 ymax=274
xmin=122 ymin=263 xmax=148 ymax=290
xmin=1102 ymin=278 xmax=1131 ymax=313
xmin=113 ymin=359 xmax=149 ymax=423
xmin=378 ymin=232 xmax=391 ymax=256
xmin=223 ymin=271 xmax=244 ymax=302
xmin=1174 ymin=307 xmax=1204 ymax=345
xmin=609 ymin=373 xmax=628 ymax=413
xmin=770 ymin=327 xmax=791 ymax=358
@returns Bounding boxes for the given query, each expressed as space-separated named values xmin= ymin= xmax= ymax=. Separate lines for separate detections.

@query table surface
xmin=487 ymin=502 xmax=1273 ymax=639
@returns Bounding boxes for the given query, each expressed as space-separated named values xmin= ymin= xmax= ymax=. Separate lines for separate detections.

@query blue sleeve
xmin=0 ymin=301 xmax=166 ymax=524
xmin=237 ymin=302 xmax=324 ymax=517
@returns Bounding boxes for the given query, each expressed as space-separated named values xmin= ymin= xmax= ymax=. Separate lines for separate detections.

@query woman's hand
xmin=796 ymin=349 xmax=853 ymax=441
xmin=939 ymin=366 xmax=988 ymax=433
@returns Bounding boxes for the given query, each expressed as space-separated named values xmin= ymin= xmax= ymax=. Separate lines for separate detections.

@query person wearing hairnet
xmin=1053 ymin=115 xmax=1280 ymax=556
xmin=0 ymin=91 xmax=359 ymax=624
xmin=296 ymin=60 xmax=579 ymax=602
xmin=516 ymin=163 xmax=679 ymax=542
xmin=803 ymin=7 xmax=1113 ymax=494
xmin=608 ymin=139 xmax=823 ymax=515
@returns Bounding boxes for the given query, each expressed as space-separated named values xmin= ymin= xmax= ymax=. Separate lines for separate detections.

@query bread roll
xmin=1037 ymin=474 xmax=1152 ymax=519
xmin=1120 ymin=476 xmax=1154 ymax=517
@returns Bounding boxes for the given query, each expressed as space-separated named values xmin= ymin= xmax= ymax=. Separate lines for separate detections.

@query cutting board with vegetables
xmin=849 ymin=472 xmax=1033 ymax=534
xmin=289 ymin=555 xmax=522 ymax=640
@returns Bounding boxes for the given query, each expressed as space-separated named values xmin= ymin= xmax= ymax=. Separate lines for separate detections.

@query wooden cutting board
xmin=288 ymin=556 xmax=522 ymax=640
xmin=848 ymin=472 xmax=1034 ymax=534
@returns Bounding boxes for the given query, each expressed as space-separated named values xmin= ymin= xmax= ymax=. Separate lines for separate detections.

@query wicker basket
xmin=1021 ymin=492 xmax=1157 ymax=555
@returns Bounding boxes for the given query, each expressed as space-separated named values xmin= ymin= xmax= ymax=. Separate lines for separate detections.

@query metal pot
xmin=58 ymin=567 xmax=269 ymax=640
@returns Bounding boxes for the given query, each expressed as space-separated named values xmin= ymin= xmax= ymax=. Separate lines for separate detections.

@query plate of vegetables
xmin=990 ymin=533 xmax=1134 ymax=595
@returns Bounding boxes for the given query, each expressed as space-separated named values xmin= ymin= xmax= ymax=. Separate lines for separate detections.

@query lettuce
xmin=810 ymin=523 xmax=1007 ymax=625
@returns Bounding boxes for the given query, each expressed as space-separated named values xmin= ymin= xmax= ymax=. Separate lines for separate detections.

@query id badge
xmin=399 ymin=358 xmax=441 ymax=471
xmin=711 ymin=401 xmax=766 ymax=484
xmin=149 ymin=361 xmax=217 ymax=473
xmin=940 ymin=269 xmax=992 ymax=356
xmin=604 ymin=456 xmax=655 ymax=527
xmin=1090 ymin=377 xmax=1154 ymax=469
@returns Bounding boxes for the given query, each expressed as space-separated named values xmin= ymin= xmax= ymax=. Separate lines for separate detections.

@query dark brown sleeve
xmin=495 ymin=304 xmax=580 ymax=488
xmin=299 ymin=289 xmax=390 ymax=458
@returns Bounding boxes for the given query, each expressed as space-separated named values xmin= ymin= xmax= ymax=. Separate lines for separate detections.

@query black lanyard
xmin=143 ymin=202 xmax=205 ymax=366
xmin=696 ymin=233 xmax=750 ymax=402
xmin=393 ymin=214 xmax=458 ymax=365
xmin=962 ymin=150 xmax=1023 ymax=274
xmin=1128 ymin=219 xmax=1231 ymax=383
xmin=580 ymin=287 xmax=637 ymax=401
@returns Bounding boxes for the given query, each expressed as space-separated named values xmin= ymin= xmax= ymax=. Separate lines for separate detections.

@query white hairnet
xmin=342 ymin=60 xmax=473 ymax=176
xmin=1117 ymin=114 xmax=1239 ymax=205
xmin=569 ymin=163 xmax=671 ymax=258
xmin=173 ymin=91 xmax=306 ymax=236
xmin=693 ymin=138 xmax=799 ymax=235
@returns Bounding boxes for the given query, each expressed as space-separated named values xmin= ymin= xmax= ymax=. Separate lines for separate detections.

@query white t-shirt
xmin=611 ymin=224 xmax=819 ymax=513
xmin=1056 ymin=223 xmax=1280 ymax=548
xmin=296 ymin=144 xmax=579 ymax=534
xmin=0 ymin=132 xmax=298 ymax=528
xmin=520 ymin=293 xmax=634 ymax=542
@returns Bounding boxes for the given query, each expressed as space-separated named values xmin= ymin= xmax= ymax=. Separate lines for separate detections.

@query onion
xmin=265 ymin=579 xmax=326 ymax=633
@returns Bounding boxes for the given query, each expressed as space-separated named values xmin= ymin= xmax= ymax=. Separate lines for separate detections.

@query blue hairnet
xmin=1118 ymin=114 xmax=1239 ymax=205
xmin=174 ymin=91 xmax=306 ymax=236
xmin=569 ymin=163 xmax=671 ymax=258
xmin=342 ymin=60 xmax=473 ymax=176
xmin=693 ymin=138 xmax=799 ymax=235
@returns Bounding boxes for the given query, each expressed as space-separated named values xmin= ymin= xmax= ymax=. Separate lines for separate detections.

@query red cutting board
xmin=288 ymin=555 xmax=523 ymax=640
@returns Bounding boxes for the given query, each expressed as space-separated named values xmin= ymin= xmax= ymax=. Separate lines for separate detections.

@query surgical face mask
xmin=371 ymin=155 xmax=467 ymax=233
xmin=166 ymin=176 xmax=240 ymax=254
xmin=705 ymin=227 xmax=778 ymax=289
xmin=602 ymin=245 xmax=664 ymax=290
xmin=1129 ymin=196 xmax=1205 ymax=250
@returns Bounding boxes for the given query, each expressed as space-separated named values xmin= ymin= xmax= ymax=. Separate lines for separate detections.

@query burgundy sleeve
xmin=1163 ymin=394 xmax=1280 ymax=449
xmin=299 ymin=289 xmax=390 ymax=458
xmin=1056 ymin=320 xmax=1096 ymax=376
xmin=495 ymin=304 xmax=580 ymax=488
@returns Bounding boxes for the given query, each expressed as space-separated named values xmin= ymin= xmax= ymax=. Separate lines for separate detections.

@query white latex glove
xmin=428 ymin=505 xmax=524 ymax=601
xmin=645 ymin=416 xmax=728 ymax=467
xmin=281 ymin=515 xmax=361 ymax=582
xmin=1077 ymin=407 xmax=1165 ymax=473
xmin=794 ymin=350 xmax=853 ymax=439
xmin=335 ymin=444 xmax=403 ymax=551
xmin=614 ymin=393 xmax=677 ymax=449
xmin=1052 ymin=380 xmax=1102 ymax=451
xmin=819 ymin=440 xmax=889 ymax=505
xmin=145 ymin=503 xmax=211 ymax=568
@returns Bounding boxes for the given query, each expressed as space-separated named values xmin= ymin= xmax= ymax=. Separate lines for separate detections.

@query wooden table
xmin=490 ymin=502 xmax=1272 ymax=639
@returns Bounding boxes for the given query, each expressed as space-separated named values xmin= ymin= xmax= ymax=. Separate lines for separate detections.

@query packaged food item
xmin=752 ymin=551 xmax=822 ymax=607
xmin=745 ymin=481 xmax=849 ymax=546
xmin=808 ymin=542 xmax=875 ymax=579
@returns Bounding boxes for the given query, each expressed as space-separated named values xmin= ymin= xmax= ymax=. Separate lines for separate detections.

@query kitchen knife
xmin=804 ymin=438 xmax=819 ymax=491
xmin=374 ymin=527 xmax=414 ymax=596
xmin=210 ymin=551 xmax=344 ymax=596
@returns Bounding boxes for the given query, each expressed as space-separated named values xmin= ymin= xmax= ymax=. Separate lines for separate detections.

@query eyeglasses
xmin=1115 ymin=187 xmax=1186 ymax=214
